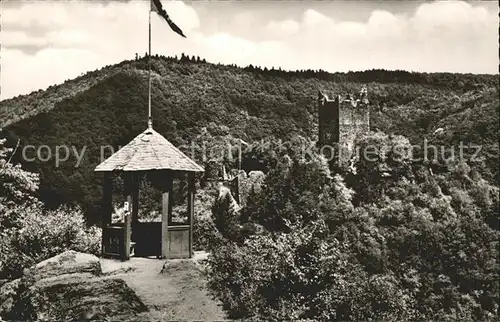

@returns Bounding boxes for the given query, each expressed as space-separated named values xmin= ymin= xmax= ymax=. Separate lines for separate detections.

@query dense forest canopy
xmin=207 ymin=138 xmax=499 ymax=320
xmin=0 ymin=54 xmax=498 ymax=224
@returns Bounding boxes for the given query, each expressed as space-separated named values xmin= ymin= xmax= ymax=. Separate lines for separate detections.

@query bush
xmin=0 ymin=140 xmax=101 ymax=280
xmin=206 ymin=138 xmax=499 ymax=321
xmin=193 ymin=215 xmax=224 ymax=251
xmin=0 ymin=207 xmax=101 ymax=279
xmin=207 ymin=221 xmax=416 ymax=321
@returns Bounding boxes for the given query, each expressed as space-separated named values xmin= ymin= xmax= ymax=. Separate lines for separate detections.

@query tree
xmin=0 ymin=139 xmax=101 ymax=280
xmin=352 ymin=131 xmax=414 ymax=203
xmin=206 ymin=132 xmax=499 ymax=321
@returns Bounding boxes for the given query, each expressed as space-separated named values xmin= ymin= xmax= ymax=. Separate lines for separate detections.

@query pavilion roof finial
xmin=147 ymin=117 xmax=153 ymax=130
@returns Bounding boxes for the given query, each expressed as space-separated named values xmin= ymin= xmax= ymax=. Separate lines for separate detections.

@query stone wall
xmin=218 ymin=170 xmax=265 ymax=209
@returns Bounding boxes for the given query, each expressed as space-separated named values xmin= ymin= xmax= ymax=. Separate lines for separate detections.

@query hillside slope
xmin=0 ymin=56 xmax=498 ymax=223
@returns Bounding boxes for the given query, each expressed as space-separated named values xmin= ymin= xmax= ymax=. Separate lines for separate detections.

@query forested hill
xmin=0 ymin=54 xmax=498 ymax=222
xmin=1 ymin=54 xmax=497 ymax=132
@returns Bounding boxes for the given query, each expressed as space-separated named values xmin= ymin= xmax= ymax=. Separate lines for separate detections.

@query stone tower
xmin=318 ymin=87 xmax=370 ymax=166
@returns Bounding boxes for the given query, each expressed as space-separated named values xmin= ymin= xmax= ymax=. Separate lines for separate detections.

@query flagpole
xmin=238 ymin=140 xmax=242 ymax=171
xmin=148 ymin=0 xmax=186 ymax=130
xmin=148 ymin=2 xmax=152 ymax=129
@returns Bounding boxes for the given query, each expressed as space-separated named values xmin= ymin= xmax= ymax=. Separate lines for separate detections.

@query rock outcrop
xmin=0 ymin=250 xmax=147 ymax=321
xmin=216 ymin=170 xmax=264 ymax=206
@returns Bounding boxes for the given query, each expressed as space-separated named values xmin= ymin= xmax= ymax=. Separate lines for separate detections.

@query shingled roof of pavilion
xmin=95 ymin=127 xmax=204 ymax=172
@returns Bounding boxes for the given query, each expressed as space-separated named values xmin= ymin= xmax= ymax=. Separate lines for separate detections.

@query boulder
xmin=24 ymin=250 xmax=101 ymax=281
xmin=22 ymin=277 xmax=147 ymax=321
xmin=0 ymin=251 xmax=148 ymax=321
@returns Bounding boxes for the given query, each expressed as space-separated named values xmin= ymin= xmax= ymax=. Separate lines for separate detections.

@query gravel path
xmin=100 ymin=252 xmax=228 ymax=321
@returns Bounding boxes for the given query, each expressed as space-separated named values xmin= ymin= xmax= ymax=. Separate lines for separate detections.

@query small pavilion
xmin=95 ymin=125 xmax=204 ymax=260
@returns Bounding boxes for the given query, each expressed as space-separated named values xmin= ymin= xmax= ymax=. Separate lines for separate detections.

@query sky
xmin=1 ymin=0 xmax=498 ymax=100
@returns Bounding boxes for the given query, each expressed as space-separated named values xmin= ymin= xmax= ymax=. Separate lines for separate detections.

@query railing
xmin=101 ymin=221 xmax=192 ymax=260
xmin=165 ymin=224 xmax=191 ymax=259
xmin=102 ymin=225 xmax=125 ymax=258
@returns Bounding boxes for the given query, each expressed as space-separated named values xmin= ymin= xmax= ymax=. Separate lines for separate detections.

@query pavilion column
xmin=161 ymin=171 xmax=173 ymax=259
xmin=122 ymin=172 xmax=133 ymax=261
xmin=101 ymin=172 xmax=113 ymax=254
xmin=102 ymin=172 xmax=113 ymax=226
xmin=132 ymin=173 xmax=140 ymax=224
xmin=168 ymin=177 xmax=174 ymax=226
xmin=187 ymin=172 xmax=195 ymax=258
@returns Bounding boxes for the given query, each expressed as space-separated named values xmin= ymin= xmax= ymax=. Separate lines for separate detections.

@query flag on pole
xmin=151 ymin=0 xmax=186 ymax=38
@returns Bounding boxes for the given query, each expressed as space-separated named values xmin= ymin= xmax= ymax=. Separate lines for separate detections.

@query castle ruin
xmin=318 ymin=87 xmax=370 ymax=166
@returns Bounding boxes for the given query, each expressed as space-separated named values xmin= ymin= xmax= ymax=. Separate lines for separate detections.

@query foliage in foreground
xmin=206 ymin=133 xmax=499 ymax=321
xmin=0 ymin=139 xmax=101 ymax=280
